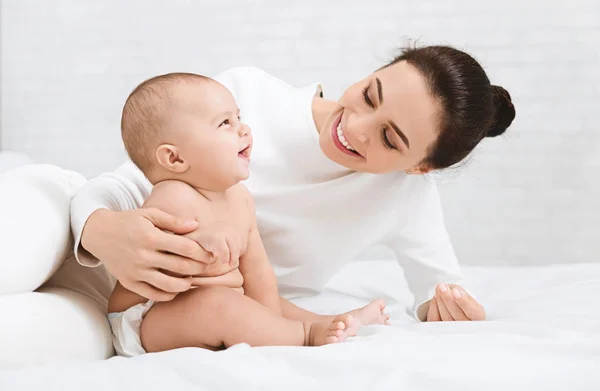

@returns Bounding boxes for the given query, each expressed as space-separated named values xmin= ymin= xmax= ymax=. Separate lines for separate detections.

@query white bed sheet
xmin=1 ymin=260 xmax=598 ymax=391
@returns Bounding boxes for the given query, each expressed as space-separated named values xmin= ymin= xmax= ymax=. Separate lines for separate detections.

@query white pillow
xmin=0 ymin=164 xmax=86 ymax=294
xmin=0 ymin=163 xmax=116 ymax=367
xmin=0 ymin=287 xmax=114 ymax=368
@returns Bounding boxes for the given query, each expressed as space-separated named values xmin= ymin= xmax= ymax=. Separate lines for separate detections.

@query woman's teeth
xmin=336 ymin=122 xmax=356 ymax=152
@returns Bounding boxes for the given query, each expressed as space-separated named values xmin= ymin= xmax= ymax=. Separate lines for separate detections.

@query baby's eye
xmin=219 ymin=119 xmax=230 ymax=127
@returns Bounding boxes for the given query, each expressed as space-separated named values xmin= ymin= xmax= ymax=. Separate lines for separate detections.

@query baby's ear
xmin=156 ymin=144 xmax=189 ymax=173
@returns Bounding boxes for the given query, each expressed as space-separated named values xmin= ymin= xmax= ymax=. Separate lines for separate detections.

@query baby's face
xmin=164 ymin=81 xmax=253 ymax=190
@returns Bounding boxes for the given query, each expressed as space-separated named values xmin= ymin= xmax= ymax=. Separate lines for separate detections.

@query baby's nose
xmin=238 ymin=122 xmax=251 ymax=136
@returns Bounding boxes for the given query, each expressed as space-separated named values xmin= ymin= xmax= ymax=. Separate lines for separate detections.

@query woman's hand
xmin=81 ymin=208 xmax=234 ymax=301
xmin=171 ymin=221 xmax=242 ymax=279
xmin=426 ymin=283 xmax=486 ymax=321
xmin=182 ymin=220 xmax=241 ymax=270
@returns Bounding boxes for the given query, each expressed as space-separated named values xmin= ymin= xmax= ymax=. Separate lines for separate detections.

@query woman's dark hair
xmin=385 ymin=45 xmax=516 ymax=170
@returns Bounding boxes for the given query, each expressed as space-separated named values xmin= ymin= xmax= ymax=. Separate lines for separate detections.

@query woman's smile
xmin=331 ymin=111 xmax=362 ymax=158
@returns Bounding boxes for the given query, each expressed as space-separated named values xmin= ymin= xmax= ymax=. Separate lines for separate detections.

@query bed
xmin=1 ymin=259 xmax=598 ymax=391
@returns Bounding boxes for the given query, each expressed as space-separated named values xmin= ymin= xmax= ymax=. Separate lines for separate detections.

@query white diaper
xmin=107 ymin=300 xmax=155 ymax=357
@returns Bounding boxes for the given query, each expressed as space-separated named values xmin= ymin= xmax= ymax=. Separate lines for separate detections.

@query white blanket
xmin=1 ymin=260 xmax=598 ymax=391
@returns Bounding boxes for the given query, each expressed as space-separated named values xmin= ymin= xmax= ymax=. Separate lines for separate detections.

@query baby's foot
xmin=322 ymin=314 xmax=361 ymax=344
xmin=342 ymin=299 xmax=390 ymax=328
xmin=309 ymin=300 xmax=390 ymax=346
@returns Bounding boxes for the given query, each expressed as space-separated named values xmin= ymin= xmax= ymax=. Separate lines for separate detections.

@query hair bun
xmin=487 ymin=85 xmax=515 ymax=137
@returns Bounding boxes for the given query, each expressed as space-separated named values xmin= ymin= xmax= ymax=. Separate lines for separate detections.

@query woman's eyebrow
xmin=376 ymin=77 xmax=383 ymax=104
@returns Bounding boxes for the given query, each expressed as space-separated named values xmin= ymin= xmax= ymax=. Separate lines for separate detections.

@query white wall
xmin=1 ymin=0 xmax=599 ymax=266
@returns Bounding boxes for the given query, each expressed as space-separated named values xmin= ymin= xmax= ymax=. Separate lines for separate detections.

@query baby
xmin=107 ymin=72 xmax=389 ymax=356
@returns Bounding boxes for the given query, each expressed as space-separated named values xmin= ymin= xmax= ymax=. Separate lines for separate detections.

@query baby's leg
xmin=280 ymin=297 xmax=391 ymax=326
xmin=140 ymin=286 xmax=355 ymax=351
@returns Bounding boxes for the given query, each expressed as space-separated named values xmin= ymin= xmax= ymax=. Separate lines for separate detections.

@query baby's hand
xmin=426 ymin=284 xmax=485 ymax=322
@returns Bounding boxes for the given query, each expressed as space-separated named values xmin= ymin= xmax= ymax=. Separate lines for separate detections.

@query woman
xmin=72 ymin=45 xmax=515 ymax=323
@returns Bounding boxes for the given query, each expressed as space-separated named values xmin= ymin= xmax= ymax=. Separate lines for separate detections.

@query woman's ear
xmin=155 ymin=144 xmax=189 ymax=173
xmin=405 ymin=164 xmax=433 ymax=175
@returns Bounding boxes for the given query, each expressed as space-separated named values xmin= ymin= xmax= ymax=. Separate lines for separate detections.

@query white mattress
xmin=1 ymin=260 xmax=598 ymax=391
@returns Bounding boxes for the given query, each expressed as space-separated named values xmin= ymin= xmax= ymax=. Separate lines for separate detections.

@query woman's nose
xmin=356 ymin=131 xmax=368 ymax=144
xmin=347 ymin=116 xmax=371 ymax=146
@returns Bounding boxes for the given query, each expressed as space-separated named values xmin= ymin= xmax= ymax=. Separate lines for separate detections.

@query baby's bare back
xmin=108 ymin=180 xmax=253 ymax=314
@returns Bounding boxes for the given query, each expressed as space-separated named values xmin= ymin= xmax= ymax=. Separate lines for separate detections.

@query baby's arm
xmin=143 ymin=180 xmax=202 ymax=221
xmin=238 ymin=195 xmax=282 ymax=315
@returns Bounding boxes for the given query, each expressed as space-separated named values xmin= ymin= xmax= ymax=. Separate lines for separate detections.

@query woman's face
xmin=318 ymin=61 xmax=440 ymax=174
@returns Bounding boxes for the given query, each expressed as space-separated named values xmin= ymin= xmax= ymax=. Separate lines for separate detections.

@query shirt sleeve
xmin=212 ymin=66 xmax=265 ymax=100
xmin=383 ymin=177 xmax=472 ymax=321
xmin=70 ymin=160 xmax=152 ymax=267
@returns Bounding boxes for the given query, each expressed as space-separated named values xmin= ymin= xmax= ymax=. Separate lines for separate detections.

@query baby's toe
xmin=342 ymin=314 xmax=355 ymax=326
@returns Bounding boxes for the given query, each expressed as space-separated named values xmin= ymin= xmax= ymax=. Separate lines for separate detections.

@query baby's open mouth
xmin=238 ymin=145 xmax=251 ymax=160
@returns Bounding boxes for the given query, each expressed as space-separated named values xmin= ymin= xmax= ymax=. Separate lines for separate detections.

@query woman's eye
xmin=362 ymin=86 xmax=374 ymax=108
xmin=219 ymin=119 xmax=230 ymax=127
xmin=381 ymin=128 xmax=396 ymax=150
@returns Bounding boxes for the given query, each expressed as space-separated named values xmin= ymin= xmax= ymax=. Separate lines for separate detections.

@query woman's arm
xmin=70 ymin=160 xmax=151 ymax=266
xmin=383 ymin=178 xmax=484 ymax=322
xmin=69 ymin=161 xmax=230 ymax=301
